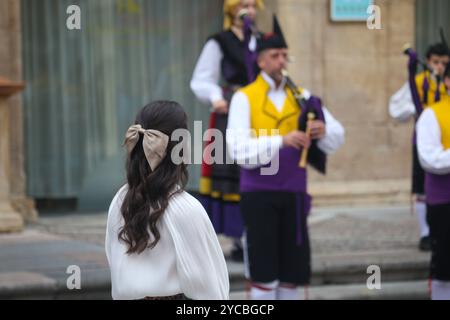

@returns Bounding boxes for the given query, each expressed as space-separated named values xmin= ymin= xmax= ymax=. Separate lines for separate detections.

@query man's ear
xmin=257 ymin=52 xmax=265 ymax=69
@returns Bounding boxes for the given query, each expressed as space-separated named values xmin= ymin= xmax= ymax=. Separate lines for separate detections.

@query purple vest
xmin=425 ymin=172 xmax=450 ymax=205
xmin=240 ymin=147 xmax=307 ymax=193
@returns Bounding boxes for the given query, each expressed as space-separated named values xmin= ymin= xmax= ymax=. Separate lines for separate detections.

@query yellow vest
xmin=430 ymin=95 xmax=450 ymax=149
xmin=239 ymin=74 xmax=302 ymax=135
xmin=238 ymin=74 xmax=310 ymax=194
xmin=415 ymin=71 xmax=447 ymax=107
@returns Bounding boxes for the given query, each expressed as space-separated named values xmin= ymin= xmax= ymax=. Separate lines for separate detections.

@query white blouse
xmin=105 ymin=185 xmax=230 ymax=300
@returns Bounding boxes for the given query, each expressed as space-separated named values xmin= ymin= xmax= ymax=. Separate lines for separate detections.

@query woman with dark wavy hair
xmin=105 ymin=101 xmax=229 ymax=300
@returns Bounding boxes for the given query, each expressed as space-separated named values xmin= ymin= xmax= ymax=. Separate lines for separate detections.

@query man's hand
xmin=309 ymin=120 xmax=326 ymax=140
xmin=212 ymin=99 xmax=229 ymax=114
xmin=282 ymin=130 xmax=311 ymax=150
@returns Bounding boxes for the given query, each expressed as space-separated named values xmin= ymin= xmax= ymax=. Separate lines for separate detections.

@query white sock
xmin=250 ymin=280 xmax=278 ymax=300
xmin=431 ymin=280 xmax=450 ymax=300
xmin=277 ymin=284 xmax=300 ymax=300
xmin=415 ymin=200 xmax=429 ymax=237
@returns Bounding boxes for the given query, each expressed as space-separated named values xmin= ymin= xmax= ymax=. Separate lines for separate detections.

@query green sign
xmin=330 ymin=0 xmax=373 ymax=22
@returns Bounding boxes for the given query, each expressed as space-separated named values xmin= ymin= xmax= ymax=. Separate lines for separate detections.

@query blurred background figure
xmin=416 ymin=63 xmax=450 ymax=300
xmin=389 ymin=35 xmax=450 ymax=252
xmin=190 ymin=0 xmax=265 ymax=262
xmin=227 ymin=15 xmax=345 ymax=300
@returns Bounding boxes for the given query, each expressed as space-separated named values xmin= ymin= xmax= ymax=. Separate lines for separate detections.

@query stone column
xmin=1 ymin=0 xmax=37 ymax=222
xmin=0 ymin=77 xmax=24 ymax=232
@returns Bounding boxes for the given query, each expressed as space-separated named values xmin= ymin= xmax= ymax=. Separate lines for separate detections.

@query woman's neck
xmin=230 ymin=25 xmax=244 ymax=41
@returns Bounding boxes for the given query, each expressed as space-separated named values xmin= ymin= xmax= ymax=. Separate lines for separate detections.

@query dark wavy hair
xmin=119 ymin=101 xmax=189 ymax=254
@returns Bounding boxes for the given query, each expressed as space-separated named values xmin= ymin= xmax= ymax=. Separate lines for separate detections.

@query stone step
xmin=227 ymin=251 xmax=430 ymax=291
xmin=0 ymin=252 xmax=429 ymax=299
xmin=0 ymin=272 xmax=428 ymax=300
xmin=230 ymin=280 xmax=429 ymax=300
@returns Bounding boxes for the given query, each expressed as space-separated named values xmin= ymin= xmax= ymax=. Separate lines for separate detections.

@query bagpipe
xmin=403 ymin=27 xmax=449 ymax=115
xmin=282 ymin=69 xmax=327 ymax=174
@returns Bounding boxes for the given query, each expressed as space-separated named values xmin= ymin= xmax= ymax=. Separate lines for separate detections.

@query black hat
xmin=257 ymin=15 xmax=288 ymax=53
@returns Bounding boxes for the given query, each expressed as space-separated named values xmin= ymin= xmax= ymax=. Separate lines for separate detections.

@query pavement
xmin=0 ymin=204 xmax=432 ymax=299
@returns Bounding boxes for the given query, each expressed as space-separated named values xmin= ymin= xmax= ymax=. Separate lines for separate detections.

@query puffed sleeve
xmin=389 ymin=82 xmax=416 ymax=122
xmin=163 ymin=192 xmax=230 ymax=300
xmin=417 ymin=108 xmax=450 ymax=175
xmin=190 ymin=39 xmax=224 ymax=105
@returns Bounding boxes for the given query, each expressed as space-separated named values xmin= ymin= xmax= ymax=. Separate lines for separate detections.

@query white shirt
xmin=389 ymin=74 xmax=443 ymax=122
xmin=389 ymin=82 xmax=416 ymax=122
xmin=105 ymin=185 xmax=230 ymax=300
xmin=417 ymin=107 xmax=450 ymax=175
xmin=190 ymin=36 xmax=257 ymax=105
xmin=226 ymin=72 xmax=345 ymax=169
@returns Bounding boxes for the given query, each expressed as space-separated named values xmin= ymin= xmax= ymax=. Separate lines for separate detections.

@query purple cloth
xmin=422 ymin=76 xmax=429 ymax=105
xmin=240 ymin=146 xmax=312 ymax=247
xmin=297 ymin=95 xmax=327 ymax=174
xmin=435 ymin=84 xmax=441 ymax=102
xmin=211 ymin=199 xmax=224 ymax=234
xmin=196 ymin=194 xmax=244 ymax=237
xmin=197 ymin=194 xmax=223 ymax=233
xmin=412 ymin=130 xmax=417 ymax=146
xmin=240 ymin=147 xmax=307 ymax=193
xmin=223 ymin=202 xmax=245 ymax=238
xmin=243 ymin=16 xmax=257 ymax=83
xmin=406 ymin=50 xmax=424 ymax=116
xmin=412 ymin=77 xmax=441 ymax=146
xmin=197 ymin=194 xmax=212 ymax=216
xmin=425 ymin=173 xmax=450 ymax=205
xmin=303 ymin=96 xmax=325 ymax=122
xmin=406 ymin=49 xmax=423 ymax=146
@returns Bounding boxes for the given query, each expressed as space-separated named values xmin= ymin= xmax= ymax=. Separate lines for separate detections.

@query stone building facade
xmin=0 ymin=0 xmax=443 ymax=220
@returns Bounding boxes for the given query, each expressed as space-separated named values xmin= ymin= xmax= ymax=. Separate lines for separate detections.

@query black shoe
xmin=230 ymin=246 xmax=244 ymax=262
xmin=419 ymin=236 xmax=431 ymax=252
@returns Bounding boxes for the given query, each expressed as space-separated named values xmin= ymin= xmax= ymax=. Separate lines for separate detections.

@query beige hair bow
xmin=124 ymin=124 xmax=169 ymax=171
